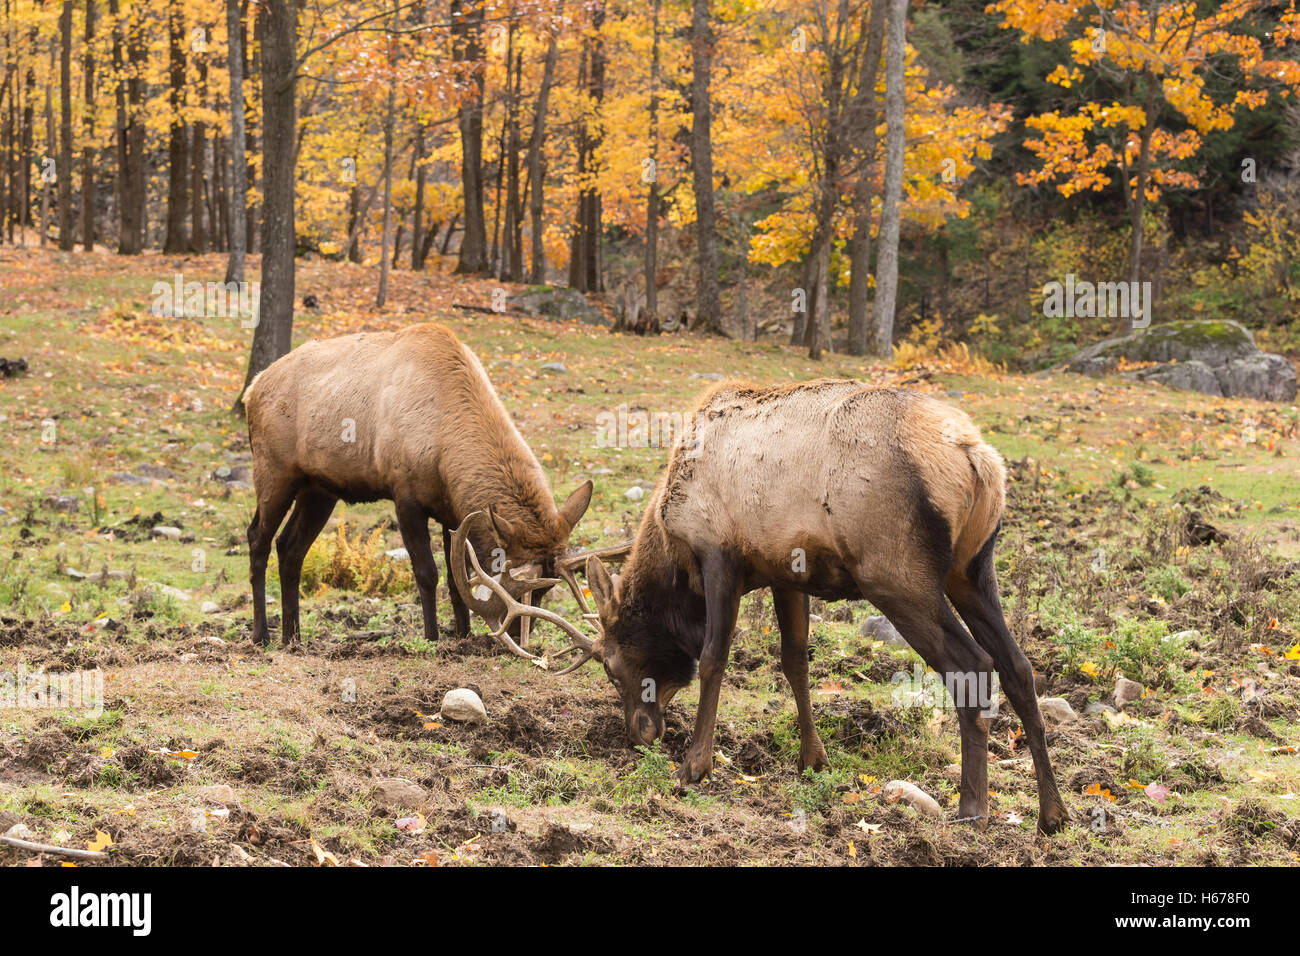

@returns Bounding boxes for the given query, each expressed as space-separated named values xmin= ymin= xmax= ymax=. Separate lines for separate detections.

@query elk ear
xmin=558 ymin=480 xmax=593 ymax=530
xmin=585 ymin=555 xmax=617 ymax=620
xmin=485 ymin=506 xmax=518 ymax=551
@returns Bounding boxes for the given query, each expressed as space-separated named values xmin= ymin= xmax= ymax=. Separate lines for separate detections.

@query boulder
xmin=440 ymin=688 xmax=488 ymax=724
xmin=1066 ymin=320 xmax=1297 ymax=401
xmin=372 ymin=777 xmax=427 ymax=809
xmin=507 ymin=286 xmax=607 ymax=327
xmin=1038 ymin=697 xmax=1078 ymax=724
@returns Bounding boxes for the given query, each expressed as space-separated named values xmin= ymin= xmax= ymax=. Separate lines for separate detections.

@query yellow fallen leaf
xmin=86 ymin=829 xmax=115 ymax=852
xmin=310 ymin=839 xmax=339 ymax=867
xmin=848 ymin=840 xmax=856 ymax=859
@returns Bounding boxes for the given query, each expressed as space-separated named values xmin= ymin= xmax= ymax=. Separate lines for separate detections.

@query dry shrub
xmin=300 ymin=520 xmax=412 ymax=596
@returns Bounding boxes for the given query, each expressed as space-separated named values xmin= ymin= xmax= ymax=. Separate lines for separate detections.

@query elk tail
xmin=953 ymin=440 xmax=1006 ymax=577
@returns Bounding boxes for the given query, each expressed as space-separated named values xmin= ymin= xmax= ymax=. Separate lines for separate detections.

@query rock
xmin=882 ymin=780 xmax=943 ymax=819
xmin=200 ymin=601 xmax=221 ymax=614
xmin=196 ymin=784 xmax=240 ymax=806
xmin=191 ymin=442 xmax=215 ymax=454
xmin=136 ymin=463 xmax=176 ymax=481
xmin=1065 ymin=320 xmax=1297 ymax=401
xmin=45 ymin=495 xmax=80 ymax=513
xmin=111 ymin=472 xmax=151 ymax=485
xmin=372 ymin=777 xmax=427 ymax=809
xmin=214 ymin=465 xmax=232 ymax=480
xmin=151 ymin=525 xmax=183 ymax=540
xmin=1113 ymin=677 xmax=1145 ymax=709
xmin=689 ymin=372 xmax=725 ymax=381
xmin=228 ymin=844 xmax=255 ymax=865
xmin=506 ymin=286 xmax=607 ymax=326
xmin=624 ymin=486 xmax=645 ymax=502
xmin=4 ymin=822 xmax=36 ymax=841
xmin=860 ymin=615 xmax=909 ymax=648
xmin=440 ymin=688 xmax=488 ymax=724
xmin=1168 ymin=629 xmax=1200 ymax=643
xmin=539 ymin=361 xmax=568 ymax=374
xmin=385 ymin=548 xmax=410 ymax=561
xmin=1085 ymin=701 xmax=1117 ymax=717
xmin=1038 ymin=697 xmax=1078 ymax=724
xmin=64 ymin=568 xmax=88 ymax=579
xmin=152 ymin=584 xmax=192 ymax=602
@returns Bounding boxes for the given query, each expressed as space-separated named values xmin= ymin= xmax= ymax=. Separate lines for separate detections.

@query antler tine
xmin=462 ymin=537 xmax=594 ymax=668
xmin=555 ymin=540 xmax=634 ymax=571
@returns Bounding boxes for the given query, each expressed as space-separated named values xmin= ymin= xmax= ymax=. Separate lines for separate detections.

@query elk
xmin=241 ymin=322 xmax=593 ymax=649
xmin=498 ymin=379 xmax=1070 ymax=834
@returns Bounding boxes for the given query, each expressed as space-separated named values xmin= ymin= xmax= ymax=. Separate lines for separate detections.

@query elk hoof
xmin=797 ymin=747 xmax=829 ymax=774
xmin=1037 ymin=802 xmax=1071 ymax=835
xmin=675 ymin=748 xmax=713 ymax=786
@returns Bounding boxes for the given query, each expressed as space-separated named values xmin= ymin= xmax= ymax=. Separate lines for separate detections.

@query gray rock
xmin=213 ymin=465 xmax=232 ymax=480
xmin=152 ymin=584 xmax=192 ymax=602
xmin=1038 ymin=697 xmax=1078 ymax=724
xmin=689 ymin=372 xmax=725 ymax=381
xmin=1066 ymin=320 xmax=1297 ymax=401
xmin=507 ymin=286 xmax=607 ymax=326
xmin=882 ymin=780 xmax=943 ymax=819
xmin=624 ymin=486 xmax=645 ymax=501
xmin=440 ymin=688 xmax=488 ymax=724
xmin=1084 ymin=701 xmax=1117 ymax=717
xmin=1113 ymin=677 xmax=1145 ymax=709
xmin=151 ymin=525 xmax=182 ymax=540
xmin=136 ymin=463 xmax=176 ymax=481
xmin=196 ymin=784 xmax=240 ymax=806
xmin=46 ymin=495 xmax=79 ymax=513
xmin=111 ymin=472 xmax=151 ymax=485
xmin=539 ymin=361 xmax=568 ymax=374
xmin=372 ymin=777 xmax=427 ymax=809
xmin=861 ymin=615 xmax=909 ymax=648
xmin=385 ymin=548 xmax=410 ymax=561
xmin=200 ymin=601 xmax=221 ymax=614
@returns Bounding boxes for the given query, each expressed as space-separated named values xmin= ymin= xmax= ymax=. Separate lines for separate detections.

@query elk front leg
xmin=773 ymin=588 xmax=828 ymax=773
xmin=442 ymin=525 xmax=471 ymax=640
xmin=678 ymin=552 xmax=743 ymax=786
xmin=396 ymin=499 xmax=440 ymax=643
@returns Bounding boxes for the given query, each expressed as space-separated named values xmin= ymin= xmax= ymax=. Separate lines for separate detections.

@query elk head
xmin=449 ymin=507 xmax=631 ymax=670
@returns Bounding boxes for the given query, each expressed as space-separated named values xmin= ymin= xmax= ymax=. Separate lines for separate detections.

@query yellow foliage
xmin=300 ymin=520 xmax=412 ymax=597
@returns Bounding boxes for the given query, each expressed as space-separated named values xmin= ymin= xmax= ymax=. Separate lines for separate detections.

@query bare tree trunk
xmin=224 ymin=0 xmax=247 ymax=281
xmin=568 ymin=7 xmax=606 ymax=293
xmin=526 ymin=34 xmax=556 ymax=284
xmin=689 ymin=0 xmax=722 ymax=332
xmin=411 ymin=122 xmax=426 ymax=269
xmin=1128 ymin=71 xmax=1156 ymax=288
xmin=80 ymin=0 xmax=94 ymax=251
xmin=39 ymin=40 xmax=51 ymax=247
xmin=190 ymin=41 xmax=208 ymax=254
xmin=504 ymin=44 xmax=523 ymax=281
xmin=847 ymin=0 xmax=885 ymax=355
xmin=163 ymin=0 xmax=188 ymax=254
xmin=57 ymin=0 xmax=73 ymax=250
xmin=376 ymin=84 xmax=395 ymax=307
xmin=871 ymin=0 xmax=907 ymax=357
xmin=642 ymin=0 xmax=661 ymax=331
xmin=452 ymin=0 xmax=488 ymax=274
xmin=237 ymin=0 xmax=295 ymax=413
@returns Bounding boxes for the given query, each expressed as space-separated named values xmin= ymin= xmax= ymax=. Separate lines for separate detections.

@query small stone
xmin=372 ymin=777 xmax=427 ymax=809
xmin=228 ymin=844 xmax=254 ymax=865
xmin=440 ymin=688 xmax=488 ymax=724
xmin=136 ymin=463 xmax=175 ymax=481
xmin=539 ymin=362 xmax=568 ymax=374
xmin=191 ymin=442 xmax=215 ymax=454
xmin=624 ymin=486 xmax=645 ymax=501
xmin=46 ymin=495 xmax=80 ymax=513
xmin=882 ymin=780 xmax=943 ymax=819
xmin=4 ymin=822 xmax=35 ymax=841
xmin=861 ymin=615 xmax=909 ymax=648
xmin=1114 ymin=677 xmax=1145 ymax=709
xmin=201 ymin=635 xmax=226 ymax=646
xmin=111 ymin=472 xmax=151 ymax=485
xmin=1085 ymin=701 xmax=1117 ymax=717
xmin=385 ymin=548 xmax=410 ymax=561
xmin=64 ymin=568 xmax=88 ymax=579
xmin=179 ymin=653 xmax=199 ymax=663
xmin=1168 ymin=629 xmax=1200 ymax=643
xmin=200 ymin=601 xmax=221 ymax=614
xmin=154 ymin=584 xmax=192 ymax=601
xmin=689 ymin=372 xmax=725 ymax=381
xmin=151 ymin=525 xmax=183 ymax=540
xmin=1038 ymin=697 xmax=1078 ymax=724
xmin=213 ymin=465 xmax=232 ymax=480
xmin=196 ymin=784 xmax=240 ymax=806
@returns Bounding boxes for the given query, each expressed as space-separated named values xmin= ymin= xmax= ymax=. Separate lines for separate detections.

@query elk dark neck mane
xmin=619 ymin=488 xmax=708 ymax=661
xmin=432 ymin=330 xmax=567 ymax=552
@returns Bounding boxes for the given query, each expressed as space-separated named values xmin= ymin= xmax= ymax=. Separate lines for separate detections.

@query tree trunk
xmin=57 ymin=0 xmax=73 ymax=251
xmin=39 ymin=40 xmax=52 ymax=247
xmin=847 ymin=0 xmax=886 ymax=355
xmin=376 ymin=85 xmax=395 ymax=307
xmin=642 ymin=0 xmax=661 ymax=331
xmin=689 ymin=0 xmax=722 ymax=333
xmin=451 ymin=0 xmax=487 ymax=274
xmin=1128 ymin=71 xmax=1157 ymax=288
xmin=237 ymin=0 xmax=296 ymax=413
xmin=410 ymin=122 xmax=426 ymax=269
xmin=190 ymin=44 xmax=208 ymax=253
xmin=225 ymin=0 xmax=247 ymax=281
xmin=80 ymin=0 xmax=94 ymax=251
xmin=163 ymin=1 xmax=188 ymax=253
xmin=871 ymin=0 xmax=907 ymax=356
xmin=504 ymin=44 xmax=523 ymax=281
xmin=526 ymin=34 xmax=556 ymax=284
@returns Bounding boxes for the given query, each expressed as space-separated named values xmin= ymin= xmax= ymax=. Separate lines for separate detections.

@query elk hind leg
xmin=247 ymin=479 xmax=297 ymax=647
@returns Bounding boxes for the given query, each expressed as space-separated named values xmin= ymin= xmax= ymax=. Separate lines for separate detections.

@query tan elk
xmin=489 ymin=379 xmax=1069 ymax=834
xmin=241 ymin=322 xmax=593 ymax=649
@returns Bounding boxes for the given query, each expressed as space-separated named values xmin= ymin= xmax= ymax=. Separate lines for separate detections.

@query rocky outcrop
xmin=1066 ymin=320 xmax=1297 ymax=402
xmin=507 ymin=286 xmax=608 ymax=326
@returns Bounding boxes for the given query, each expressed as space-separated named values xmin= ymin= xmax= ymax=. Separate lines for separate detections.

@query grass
xmin=0 ymin=247 xmax=1298 ymax=866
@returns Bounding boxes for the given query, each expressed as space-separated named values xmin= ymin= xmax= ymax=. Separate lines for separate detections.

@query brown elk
xmin=241 ymin=322 xmax=593 ymax=649
xmin=498 ymin=379 xmax=1069 ymax=834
